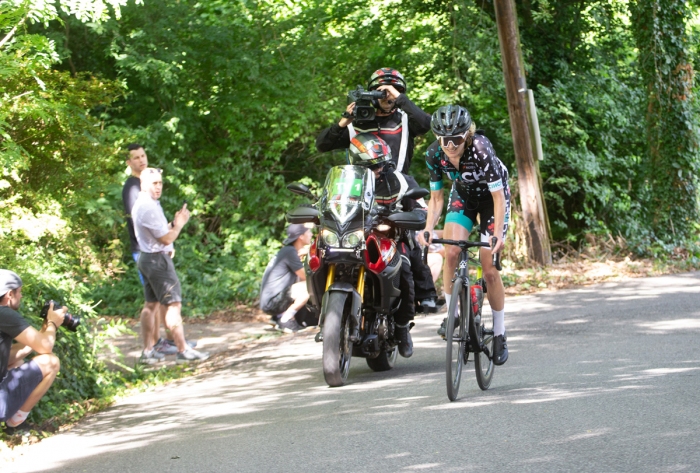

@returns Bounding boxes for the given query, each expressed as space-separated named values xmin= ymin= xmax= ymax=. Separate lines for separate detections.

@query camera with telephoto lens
xmin=40 ymin=300 xmax=81 ymax=332
xmin=347 ymin=85 xmax=386 ymax=122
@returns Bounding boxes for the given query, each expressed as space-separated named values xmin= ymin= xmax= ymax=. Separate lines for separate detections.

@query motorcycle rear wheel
xmin=366 ymin=345 xmax=398 ymax=372
xmin=322 ymin=292 xmax=352 ymax=387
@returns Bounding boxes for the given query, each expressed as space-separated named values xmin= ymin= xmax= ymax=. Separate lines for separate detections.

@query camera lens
xmin=357 ymin=108 xmax=371 ymax=119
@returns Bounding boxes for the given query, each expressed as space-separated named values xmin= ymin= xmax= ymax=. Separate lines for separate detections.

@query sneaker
xmin=176 ymin=348 xmax=210 ymax=364
xmin=437 ymin=316 xmax=459 ymax=339
xmin=419 ymin=298 xmax=438 ymax=313
xmin=276 ymin=319 xmax=302 ymax=333
xmin=395 ymin=323 xmax=413 ymax=358
xmin=167 ymin=338 xmax=197 ymax=349
xmin=493 ymin=334 xmax=508 ymax=366
xmin=154 ymin=338 xmax=178 ymax=355
xmin=139 ymin=348 xmax=165 ymax=365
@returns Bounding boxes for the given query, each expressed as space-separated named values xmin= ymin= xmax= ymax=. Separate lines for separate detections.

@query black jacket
xmin=316 ymin=94 xmax=431 ymax=174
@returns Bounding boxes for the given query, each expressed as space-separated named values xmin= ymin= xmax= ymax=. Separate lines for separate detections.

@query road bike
xmin=427 ymin=232 xmax=497 ymax=401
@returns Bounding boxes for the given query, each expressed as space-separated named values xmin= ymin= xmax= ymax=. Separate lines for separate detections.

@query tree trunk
xmin=493 ymin=0 xmax=552 ymax=265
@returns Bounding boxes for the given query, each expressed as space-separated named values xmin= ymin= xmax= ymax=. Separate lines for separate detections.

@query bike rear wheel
xmin=446 ymin=278 xmax=468 ymax=401
xmin=473 ymin=304 xmax=494 ymax=390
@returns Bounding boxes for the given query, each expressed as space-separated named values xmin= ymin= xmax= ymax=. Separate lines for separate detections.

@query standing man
xmin=123 ymin=144 xmax=188 ymax=356
xmin=0 ymin=270 xmax=63 ymax=430
xmin=132 ymin=168 xmax=209 ymax=364
xmin=260 ymin=224 xmax=313 ymax=333
xmin=316 ymin=68 xmax=438 ymax=311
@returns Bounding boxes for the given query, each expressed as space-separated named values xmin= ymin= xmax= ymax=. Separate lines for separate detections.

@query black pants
xmin=396 ymin=242 xmax=416 ymax=325
xmin=406 ymin=238 xmax=437 ymax=301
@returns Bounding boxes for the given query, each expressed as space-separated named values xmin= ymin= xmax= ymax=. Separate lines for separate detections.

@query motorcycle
xmin=287 ymin=165 xmax=428 ymax=387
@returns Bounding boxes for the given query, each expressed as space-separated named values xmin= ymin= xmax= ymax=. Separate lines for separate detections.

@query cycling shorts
xmin=445 ymin=184 xmax=511 ymax=242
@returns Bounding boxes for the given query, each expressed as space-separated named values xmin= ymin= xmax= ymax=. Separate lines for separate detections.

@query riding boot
xmin=395 ymin=323 xmax=413 ymax=358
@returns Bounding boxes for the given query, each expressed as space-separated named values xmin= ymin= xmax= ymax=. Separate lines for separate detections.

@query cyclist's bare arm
xmin=420 ymin=189 xmax=444 ymax=246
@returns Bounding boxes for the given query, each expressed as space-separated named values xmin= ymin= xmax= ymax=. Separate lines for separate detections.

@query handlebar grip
xmin=422 ymin=231 xmax=430 ymax=264
xmin=491 ymin=237 xmax=502 ymax=271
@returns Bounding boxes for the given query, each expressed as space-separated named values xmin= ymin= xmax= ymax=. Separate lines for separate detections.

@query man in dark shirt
xmin=316 ymin=68 xmax=431 ymax=174
xmin=123 ymin=143 xmax=148 ymax=278
xmin=0 ymin=270 xmax=63 ymax=429
xmin=260 ymin=224 xmax=314 ymax=333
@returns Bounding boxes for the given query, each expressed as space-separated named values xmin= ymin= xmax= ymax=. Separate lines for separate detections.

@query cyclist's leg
xmin=478 ymin=187 xmax=511 ymax=364
xmin=443 ymin=187 xmax=476 ymax=298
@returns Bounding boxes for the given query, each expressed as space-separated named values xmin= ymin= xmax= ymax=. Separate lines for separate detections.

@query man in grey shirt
xmin=132 ymin=168 xmax=209 ymax=364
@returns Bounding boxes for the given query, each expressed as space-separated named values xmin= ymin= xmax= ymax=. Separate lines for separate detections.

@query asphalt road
xmin=5 ymin=272 xmax=700 ymax=473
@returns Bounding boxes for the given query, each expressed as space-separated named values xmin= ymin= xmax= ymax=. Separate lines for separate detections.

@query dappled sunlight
xmin=637 ymin=318 xmax=700 ymax=332
xmin=556 ymin=319 xmax=589 ymax=324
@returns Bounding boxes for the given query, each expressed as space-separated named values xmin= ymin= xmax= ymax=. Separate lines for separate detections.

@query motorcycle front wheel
xmin=322 ymin=292 xmax=352 ymax=387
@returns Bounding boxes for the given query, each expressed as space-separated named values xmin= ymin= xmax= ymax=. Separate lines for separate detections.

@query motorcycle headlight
xmin=342 ymin=230 xmax=364 ymax=248
xmin=376 ymin=224 xmax=391 ymax=232
xmin=322 ymin=229 xmax=340 ymax=247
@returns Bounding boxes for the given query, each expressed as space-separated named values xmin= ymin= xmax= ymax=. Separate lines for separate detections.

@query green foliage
xmin=630 ymin=0 xmax=700 ymax=244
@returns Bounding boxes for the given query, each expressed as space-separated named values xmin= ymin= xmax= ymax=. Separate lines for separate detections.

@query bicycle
xmin=425 ymin=232 xmax=499 ymax=401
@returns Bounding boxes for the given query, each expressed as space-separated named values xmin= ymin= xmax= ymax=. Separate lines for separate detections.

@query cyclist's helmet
xmin=431 ymin=105 xmax=472 ymax=136
xmin=348 ymin=133 xmax=392 ymax=169
xmin=367 ymin=68 xmax=407 ymax=93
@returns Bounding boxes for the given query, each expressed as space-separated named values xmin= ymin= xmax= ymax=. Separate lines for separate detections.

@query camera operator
xmin=316 ymin=68 xmax=431 ymax=174
xmin=316 ymin=68 xmax=438 ymax=312
xmin=0 ymin=270 xmax=62 ymax=430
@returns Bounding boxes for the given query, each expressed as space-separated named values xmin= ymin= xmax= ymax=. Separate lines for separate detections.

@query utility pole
xmin=493 ymin=0 xmax=552 ymax=265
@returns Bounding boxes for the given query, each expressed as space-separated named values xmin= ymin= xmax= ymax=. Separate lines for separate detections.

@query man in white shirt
xmin=132 ymin=168 xmax=209 ymax=364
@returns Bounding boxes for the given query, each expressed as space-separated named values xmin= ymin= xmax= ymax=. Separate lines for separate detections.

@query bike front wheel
xmin=473 ymin=304 xmax=494 ymax=390
xmin=446 ymin=278 xmax=468 ymax=401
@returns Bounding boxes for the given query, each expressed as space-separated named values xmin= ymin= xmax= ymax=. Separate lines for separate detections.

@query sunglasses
xmin=437 ymin=131 xmax=468 ymax=149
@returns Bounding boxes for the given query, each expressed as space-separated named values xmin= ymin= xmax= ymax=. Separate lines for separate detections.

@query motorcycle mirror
xmin=287 ymin=182 xmax=315 ymax=200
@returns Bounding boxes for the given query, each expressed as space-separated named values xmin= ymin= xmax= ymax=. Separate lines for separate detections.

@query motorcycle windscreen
xmin=320 ymin=166 xmax=374 ymax=226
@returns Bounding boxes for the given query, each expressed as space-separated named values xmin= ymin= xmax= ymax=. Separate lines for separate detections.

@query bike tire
xmin=446 ymin=278 xmax=468 ymax=401
xmin=473 ymin=300 xmax=494 ymax=390
xmin=366 ymin=346 xmax=398 ymax=372
xmin=322 ymin=292 xmax=352 ymax=387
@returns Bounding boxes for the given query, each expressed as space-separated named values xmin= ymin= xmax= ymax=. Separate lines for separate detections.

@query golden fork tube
xmin=477 ymin=266 xmax=483 ymax=279
xmin=356 ymin=266 xmax=366 ymax=300
xmin=325 ymin=264 xmax=336 ymax=291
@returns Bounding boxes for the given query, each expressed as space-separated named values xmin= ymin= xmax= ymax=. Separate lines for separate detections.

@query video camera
xmin=40 ymin=300 xmax=81 ymax=332
xmin=347 ymin=85 xmax=386 ymax=122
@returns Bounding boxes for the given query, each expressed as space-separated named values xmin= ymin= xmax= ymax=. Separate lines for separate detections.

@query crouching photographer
xmin=0 ymin=269 xmax=64 ymax=431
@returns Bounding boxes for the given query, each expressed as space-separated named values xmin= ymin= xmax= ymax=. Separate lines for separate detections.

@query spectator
xmin=260 ymin=224 xmax=314 ymax=333
xmin=132 ymin=168 xmax=209 ymax=364
xmin=0 ymin=270 xmax=63 ymax=430
xmin=122 ymin=144 xmax=190 ymax=357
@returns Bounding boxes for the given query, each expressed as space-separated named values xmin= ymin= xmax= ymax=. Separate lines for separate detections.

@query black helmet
xmin=431 ymin=105 xmax=472 ymax=136
xmin=367 ymin=68 xmax=407 ymax=93
xmin=348 ymin=133 xmax=392 ymax=169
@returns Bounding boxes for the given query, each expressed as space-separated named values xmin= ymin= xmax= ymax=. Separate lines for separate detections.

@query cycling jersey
xmin=425 ymin=133 xmax=509 ymax=201
xmin=425 ymin=133 xmax=510 ymax=238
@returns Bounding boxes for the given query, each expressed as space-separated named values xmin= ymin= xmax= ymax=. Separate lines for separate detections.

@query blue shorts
xmin=0 ymin=360 xmax=43 ymax=421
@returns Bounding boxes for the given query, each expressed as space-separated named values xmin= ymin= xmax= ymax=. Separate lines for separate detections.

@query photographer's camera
xmin=347 ymin=85 xmax=386 ymax=122
xmin=40 ymin=300 xmax=81 ymax=332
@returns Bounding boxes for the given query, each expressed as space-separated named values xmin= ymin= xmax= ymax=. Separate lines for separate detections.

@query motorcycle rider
xmin=347 ymin=133 xmax=429 ymax=358
xmin=418 ymin=105 xmax=510 ymax=365
xmin=316 ymin=68 xmax=438 ymax=313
